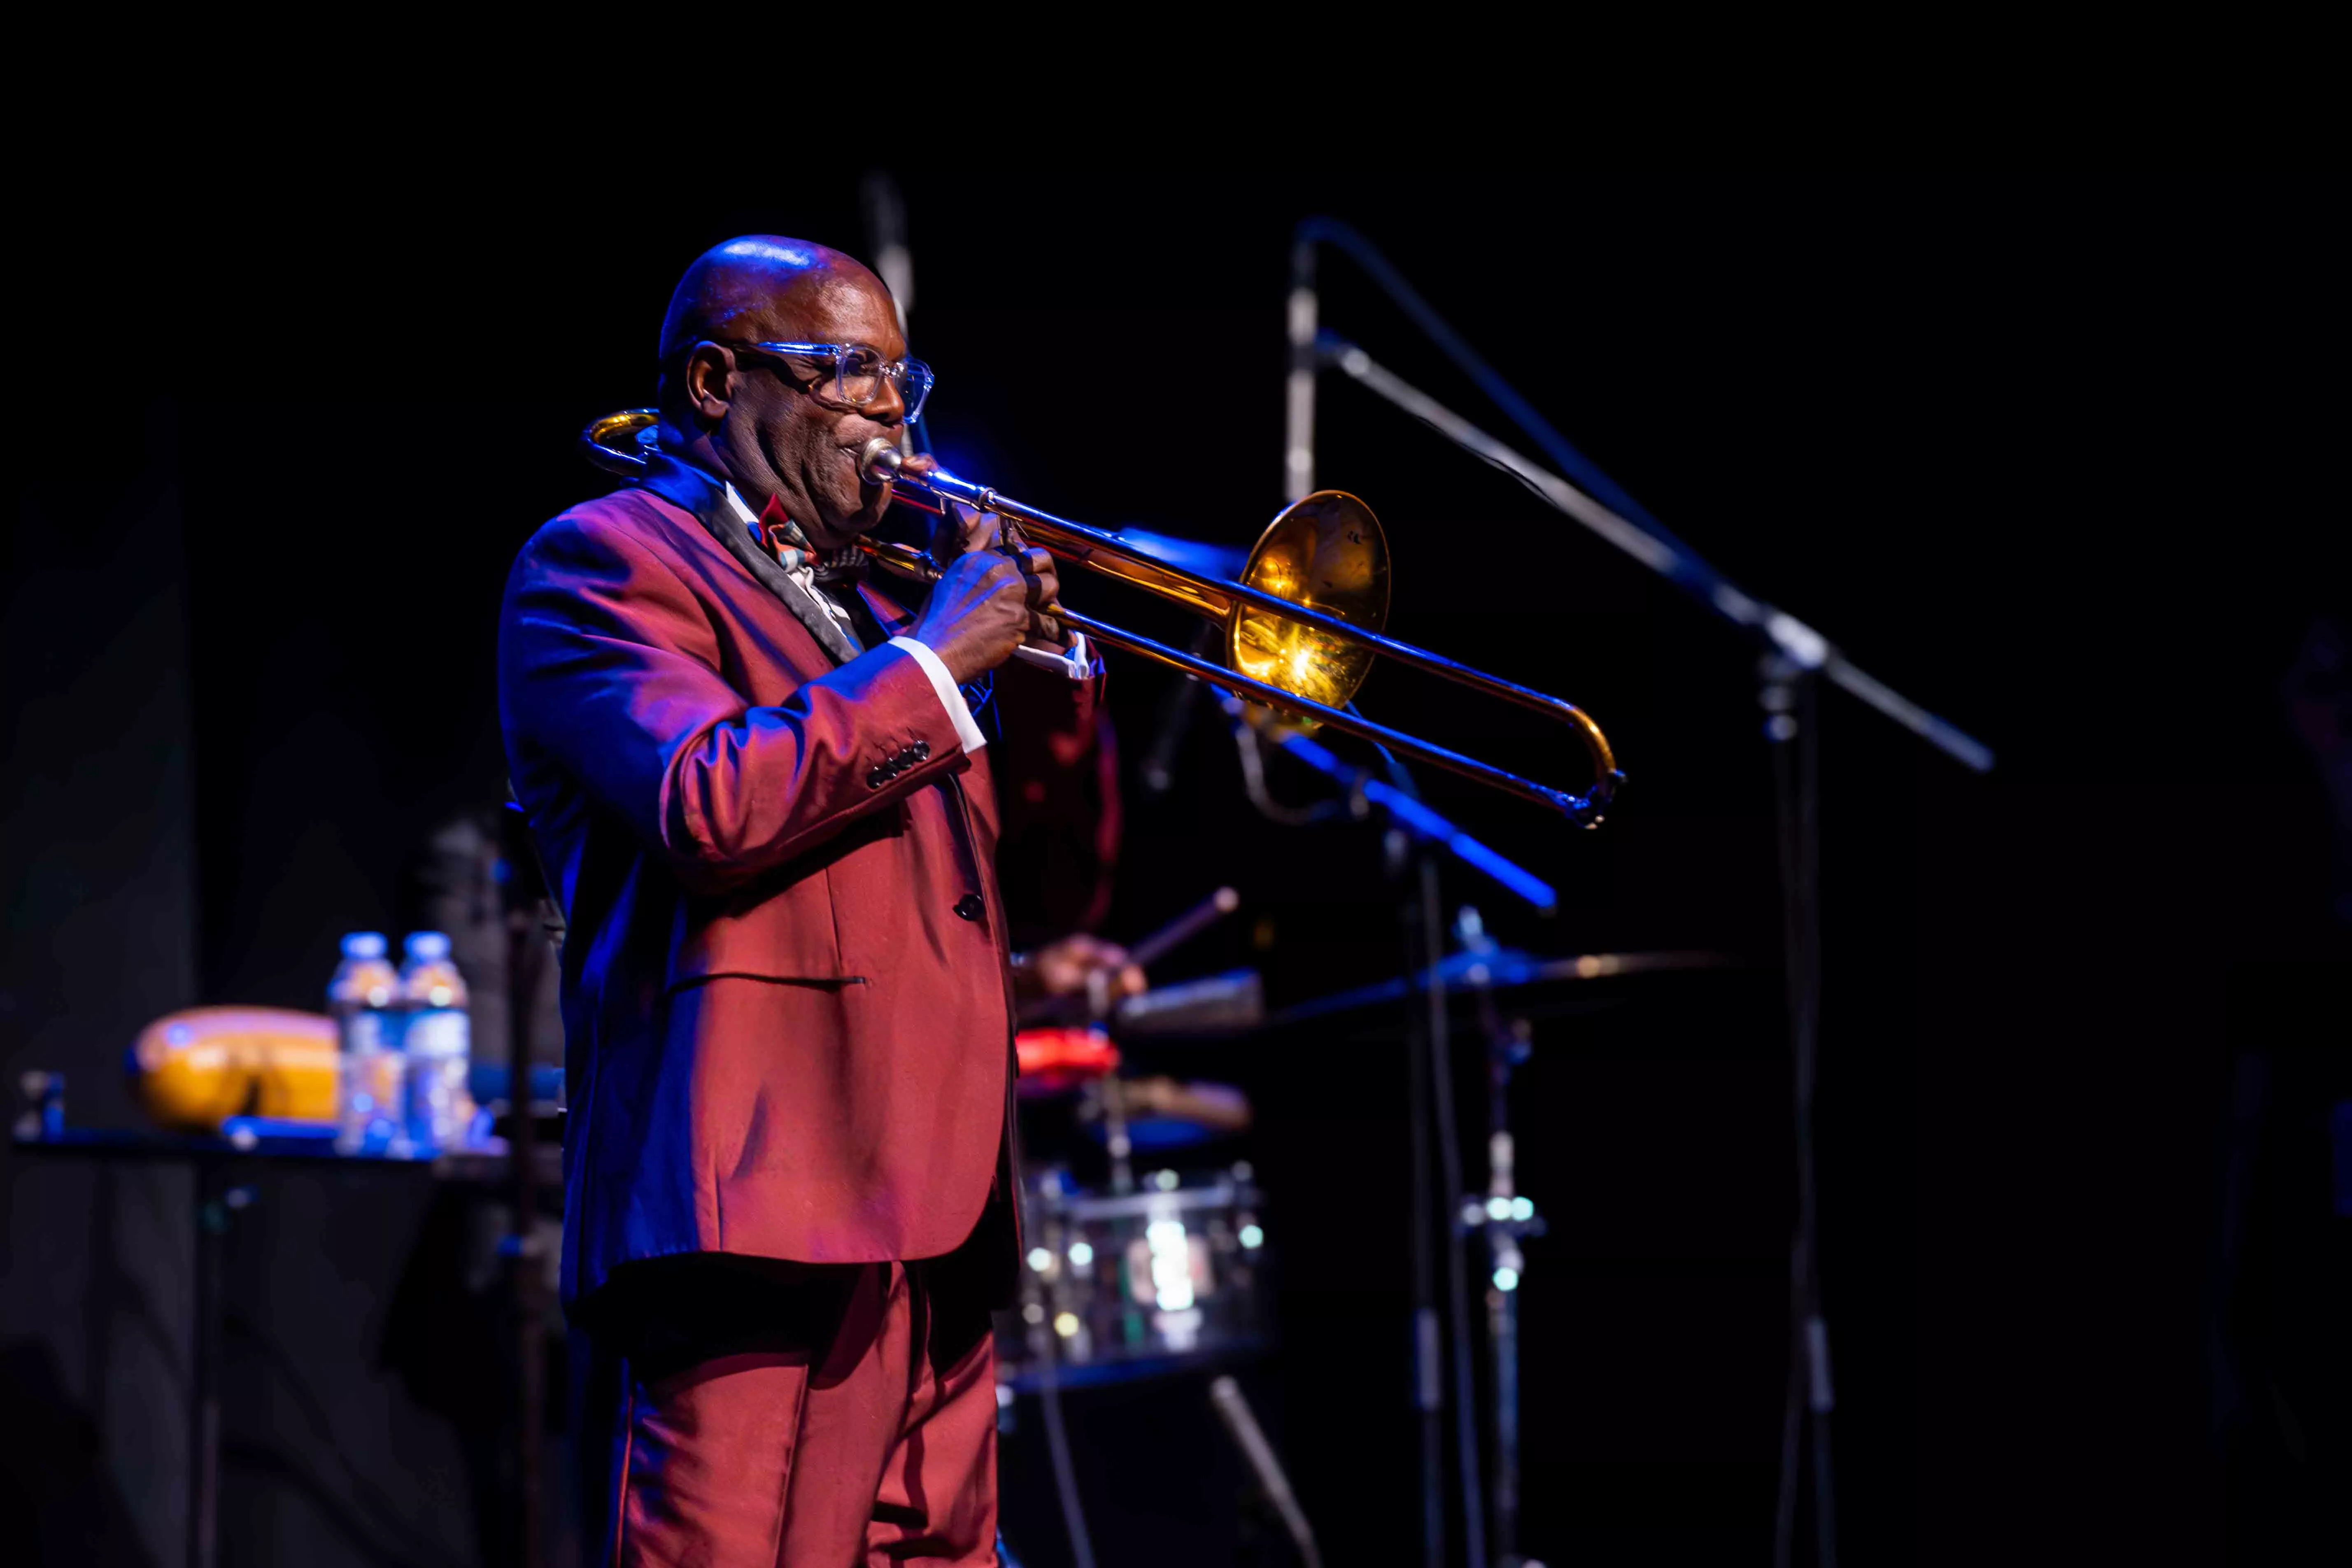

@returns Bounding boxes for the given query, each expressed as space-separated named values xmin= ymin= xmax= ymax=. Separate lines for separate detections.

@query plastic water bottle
xmin=398 ymin=931 xmax=473 ymax=1153
xmin=330 ymin=932 xmax=403 ymax=1154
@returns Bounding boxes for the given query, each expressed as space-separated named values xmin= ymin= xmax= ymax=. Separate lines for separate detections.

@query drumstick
xmin=1023 ymin=887 xmax=1243 ymax=1028
xmin=1127 ymin=887 xmax=1241 ymax=971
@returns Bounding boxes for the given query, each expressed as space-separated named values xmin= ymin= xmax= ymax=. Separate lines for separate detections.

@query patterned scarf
xmin=756 ymin=493 xmax=867 ymax=586
xmin=636 ymin=453 xmax=865 ymax=666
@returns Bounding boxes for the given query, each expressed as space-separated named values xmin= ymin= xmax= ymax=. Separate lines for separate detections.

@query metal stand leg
xmin=1764 ymin=659 xmax=1836 ymax=1568
xmin=500 ymin=798 xmax=561 ymax=1568
xmin=506 ymin=902 xmax=550 ymax=1568
xmin=1463 ymin=917 xmax=1542 ymax=1568
xmin=1417 ymin=859 xmax=1488 ymax=1568
xmin=1032 ymin=1307 xmax=1096 ymax=1568
xmin=1486 ymin=1278 xmax=1522 ymax=1564
xmin=1397 ymin=839 xmax=1447 ymax=1568
xmin=1100 ymin=1081 xmax=1135 ymax=1198
xmin=1481 ymin=1025 xmax=1531 ymax=1568
xmin=1210 ymin=1375 xmax=1325 ymax=1568
xmin=188 ymin=1162 xmax=227 ymax=1568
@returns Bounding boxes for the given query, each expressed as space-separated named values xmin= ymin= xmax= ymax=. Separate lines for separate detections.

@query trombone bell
xmin=1231 ymin=492 xmax=1388 ymax=713
xmin=844 ymin=438 xmax=1618 ymax=825
xmin=575 ymin=415 xmax=1619 ymax=824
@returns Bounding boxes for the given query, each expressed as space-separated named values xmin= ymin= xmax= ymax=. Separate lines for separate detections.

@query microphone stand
xmin=1235 ymin=703 xmax=1558 ymax=1568
xmin=497 ymin=800 xmax=556 ymax=1568
xmin=1235 ymin=713 xmax=1558 ymax=913
xmin=1455 ymin=909 xmax=1542 ymax=1568
xmin=1301 ymin=316 xmax=1994 ymax=1568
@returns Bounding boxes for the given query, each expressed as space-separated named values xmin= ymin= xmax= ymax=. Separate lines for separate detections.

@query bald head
xmin=658 ymin=235 xmax=894 ymax=364
xmin=652 ymin=235 xmax=912 ymax=548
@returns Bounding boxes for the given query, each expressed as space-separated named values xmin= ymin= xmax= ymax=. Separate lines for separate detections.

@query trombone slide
xmin=857 ymin=440 xmax=1620 ymax=826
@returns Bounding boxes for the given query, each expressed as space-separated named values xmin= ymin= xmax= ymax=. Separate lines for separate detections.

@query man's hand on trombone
xmin=901 ymin=452 xmax=1067 ymax=682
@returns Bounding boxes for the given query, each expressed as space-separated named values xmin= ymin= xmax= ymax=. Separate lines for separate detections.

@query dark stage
xmin=5 ymin=170 xmax=2345 ymax=1565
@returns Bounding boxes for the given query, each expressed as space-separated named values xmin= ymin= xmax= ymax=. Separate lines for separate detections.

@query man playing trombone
xmin=500 ymin=234 xmax=1120 ymax=1565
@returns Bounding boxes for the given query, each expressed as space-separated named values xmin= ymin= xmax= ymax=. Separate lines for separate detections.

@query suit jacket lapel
xmin=637 ymin=456 xmax=865 ymax=667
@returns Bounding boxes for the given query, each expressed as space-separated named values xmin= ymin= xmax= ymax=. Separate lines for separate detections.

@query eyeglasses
xmin=713 ymin=340 xmax=934 ymax=425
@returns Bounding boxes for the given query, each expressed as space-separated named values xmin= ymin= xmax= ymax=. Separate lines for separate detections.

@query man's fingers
xmin=1019 ymin=546 xmax=1064 ymax=642
xmin=1016 ymin=547 xmax=1058 ymax=608
xmin=932 ymin=501 xmax=999 ymax=561
xmin=925 ymin=508 xmax=959 ymax=562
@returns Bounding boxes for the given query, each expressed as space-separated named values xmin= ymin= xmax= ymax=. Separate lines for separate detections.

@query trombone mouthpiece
xmin=858 ymin=437 xmax=904 ymax=485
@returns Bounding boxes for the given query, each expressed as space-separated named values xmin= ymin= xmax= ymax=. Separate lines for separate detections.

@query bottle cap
xmin=404 ymin=931 xmax=452 ymax=961
xmin=341 ymin=932 xmax=388 ymax=959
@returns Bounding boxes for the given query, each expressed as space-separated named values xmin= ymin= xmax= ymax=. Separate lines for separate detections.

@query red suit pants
xmin=584 ymin=1258 xmax=999 ymax=1566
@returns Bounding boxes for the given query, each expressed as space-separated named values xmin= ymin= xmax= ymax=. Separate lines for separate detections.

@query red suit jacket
xmin=498 ymin=468 xmax=1103 ymax=1312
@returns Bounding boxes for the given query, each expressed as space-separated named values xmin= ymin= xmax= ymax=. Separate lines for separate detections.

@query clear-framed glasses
xmin=717 ymin=340 xmax=934 ymax=424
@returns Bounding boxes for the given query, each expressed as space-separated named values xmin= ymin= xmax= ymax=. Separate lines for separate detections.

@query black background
xmin=7 ymin=168 xmax=2345 ymax=1565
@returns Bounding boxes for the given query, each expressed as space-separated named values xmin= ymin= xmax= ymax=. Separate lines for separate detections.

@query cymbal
xmin=1268 ymin=948 xmax=1737 ymax=1027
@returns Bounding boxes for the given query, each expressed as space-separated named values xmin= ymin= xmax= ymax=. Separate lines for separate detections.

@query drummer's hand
xmin=1018 ymin=933 xmax=1146 ymax=1005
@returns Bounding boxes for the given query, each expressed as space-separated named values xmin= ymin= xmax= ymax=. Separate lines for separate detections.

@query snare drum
xmin=998 ymin=1165 xmax=1270 ymax=1391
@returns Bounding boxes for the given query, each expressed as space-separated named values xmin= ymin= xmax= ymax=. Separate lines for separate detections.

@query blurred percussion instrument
xmin=1270 ymin=948 xmax=1739 ymax=1027
xmin=1108 ymin=969 xmax=1265 ymax=1037
xmin=1085 ymin=1075 xmax=1253 ymax=1152
xmin=1018 ymin=887 xmax=1242 ymax=1030
xmin=1014 ymin=1026 xmax=1121 ymax=1097
xmin=1000 ymin=1164 xmax=1271 ymax=1392
xmin=130 ymin=1007 xmax=339 ymax=1131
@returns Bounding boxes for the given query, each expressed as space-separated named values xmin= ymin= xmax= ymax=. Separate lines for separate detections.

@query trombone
xmin=582 ymin=411 xmax=1620 ymax=825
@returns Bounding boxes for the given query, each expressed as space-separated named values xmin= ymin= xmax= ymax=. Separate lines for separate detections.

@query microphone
xmin=1140 ymin=624 xmax=1223 ymax=794
xmin=859 ymin=171 xmax=915 ymax=336
xmin=1284 ymin=233 xmax=1318 ymax=503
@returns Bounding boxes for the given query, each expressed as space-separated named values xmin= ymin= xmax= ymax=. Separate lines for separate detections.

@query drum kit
xmin=575 ymin=406 xmax=1761 ymax=1567
xmin=998 ymin=875 xmax=1732 ymax=1565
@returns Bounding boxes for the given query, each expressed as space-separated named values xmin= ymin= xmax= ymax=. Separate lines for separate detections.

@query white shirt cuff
xmin=1008 ymin=631 xmax=1094 ymax=680
xmin=887 ymin=636 xmax=988 ymax=755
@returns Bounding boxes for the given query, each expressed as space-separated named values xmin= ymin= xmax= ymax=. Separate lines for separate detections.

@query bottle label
xmin=338 ymin=1048 xmax=408 ymax=1156
xmin=403 ymin=1009 xmax=473 ymax=1153
xmin=407 ymin=1009 xmax=470 ymax=1060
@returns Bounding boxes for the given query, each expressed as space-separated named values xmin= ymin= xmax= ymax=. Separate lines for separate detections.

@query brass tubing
xmin=857 ymin=533 xmax=1621 ymax=826
xmin=576 ymin=414 xmax=1619 ymax=825
xmin=859 ymin=442 xmax=1618 ymax=825
xmin=1056 ymin=607 xmax=1611 ymax=824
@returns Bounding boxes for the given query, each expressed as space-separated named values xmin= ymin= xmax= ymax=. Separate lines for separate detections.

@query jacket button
xmin=953 ymin=893 xmax=985 ymax=922
xmin=866 ymin=767 xmax=887 ymax=790
xmin=911 ymin=740 xmax=930 ymax=760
